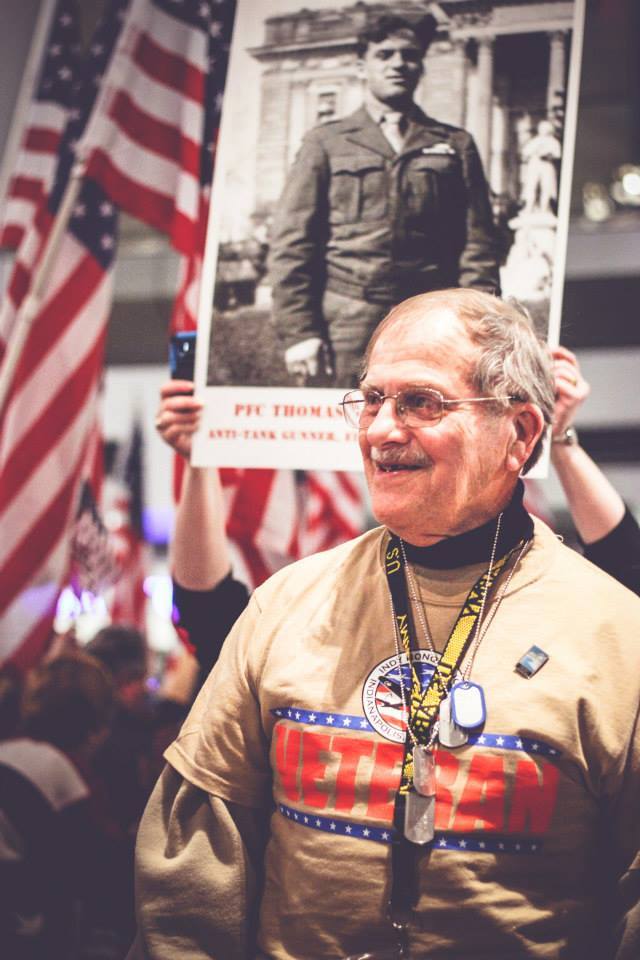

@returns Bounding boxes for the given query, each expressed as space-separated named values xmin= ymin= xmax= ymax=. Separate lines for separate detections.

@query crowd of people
xmin=1 ymin=293 xmax=639 ymax=958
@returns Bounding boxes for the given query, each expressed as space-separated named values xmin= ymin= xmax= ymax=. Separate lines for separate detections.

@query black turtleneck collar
xmin=401 ymin=480 xmax=533 ymax=570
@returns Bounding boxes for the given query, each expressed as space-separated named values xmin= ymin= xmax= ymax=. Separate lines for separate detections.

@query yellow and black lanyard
xmin=383 ymin=533 xmax=524 ymax=955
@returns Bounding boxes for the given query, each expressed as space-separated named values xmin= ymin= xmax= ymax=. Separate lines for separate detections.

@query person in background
xmin=155 ymin=380 xmax=250 ymax=679
xmin=0 ymin=653 xmax=118 ymax=959
xmin=551 ymin=345 xmax=639 ymax=594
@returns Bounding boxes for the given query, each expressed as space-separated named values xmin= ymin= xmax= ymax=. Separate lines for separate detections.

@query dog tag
xmin=412 ymin=745 xmax=436 ymax=797
xmin=438 ymin=695 xmax=468 ymax=748
xmin=450 ymin=681 xmax=486 ymax=730
xmin=404 ymin=790 xmax=435 ymax=845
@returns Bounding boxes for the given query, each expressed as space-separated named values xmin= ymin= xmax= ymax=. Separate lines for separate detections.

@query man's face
xmin=359 ymin=31 xmax=424 ymax=107
xmin=359 ymin=307 xmax=523 ymax=546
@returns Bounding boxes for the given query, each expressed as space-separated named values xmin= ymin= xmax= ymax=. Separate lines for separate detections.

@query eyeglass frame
xmin=339 ymin=385 xmax=524 ymax=429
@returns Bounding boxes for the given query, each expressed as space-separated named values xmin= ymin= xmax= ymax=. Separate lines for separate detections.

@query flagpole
xmin=0 ymin=157 xmax=85 ymax=415
xmin=0 ymin=0 xmax=59 ymax=229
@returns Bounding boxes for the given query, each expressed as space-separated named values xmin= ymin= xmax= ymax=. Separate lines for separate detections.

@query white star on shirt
xmin=308 ymin=713 xmax=316 ymax=722
xmin=315 ymin=819 xmax=321 ymax=827
xmin=479 ymin=842 xmax=486 ymax=849
xmin=345 ymin=825 xmax=352 ymax=834
xmin=303 ymin=816 xmax=309 ymax=824
xmin=326 ymin=715 xmax=334 ymax=725
xmin=532 ymin=743 xmax=540 ymax=751
xmin=381 ymin=831 xmax=390 ymax=840
xmin=515 ymin=739 xmax=523 ymax=748
xmin=330 ymin=822 xmax=336 ymax=831
xmin=438 ymin=838 xmax=447 ymax=847
xmin=360 ymin=719 xmax=368 ymax=729
xmin=362 ymin=828 xmax=370 ymax=837
xmin=496 ymin=737 xmax=505 ymax=746
xmin=295 ymin=712 xmax=300 ymax=720
xmin=342 ymin=717 xmax=351 ymax=727
xmin=477 ymin=735 xmax=486 ymax=744
xmin=458 ymin=839 xmax=467 ymax=848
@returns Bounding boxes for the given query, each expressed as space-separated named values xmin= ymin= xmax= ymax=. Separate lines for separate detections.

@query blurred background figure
xmin=0 ymin=653 xmax=121 ymax=960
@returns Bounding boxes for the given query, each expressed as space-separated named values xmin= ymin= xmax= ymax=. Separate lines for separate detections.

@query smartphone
xmin=169 ymin=331 xmax=197 ymax=381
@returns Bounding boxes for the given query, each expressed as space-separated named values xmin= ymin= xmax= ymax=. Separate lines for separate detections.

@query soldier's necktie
xmin=381 ymin=112 xmax=407 ymax=153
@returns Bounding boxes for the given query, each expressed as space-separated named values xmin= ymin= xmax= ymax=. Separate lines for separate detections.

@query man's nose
xmin=388 ymin=50 xmax=408 ymax=70
xmin=366 ymin=398 xmax=408 ymax=443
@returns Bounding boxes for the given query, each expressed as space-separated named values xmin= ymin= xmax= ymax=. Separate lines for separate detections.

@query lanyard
xmin=384 ymin=532 xmax=524 ymax=950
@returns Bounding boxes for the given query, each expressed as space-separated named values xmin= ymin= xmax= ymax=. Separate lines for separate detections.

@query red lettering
xmin=301 ymin=731 xmax=332 ymax=809
xmin=333 ymin=737 xmax=374 ymax=812
xmin=434 ymin=750 xmax=460 ymax=830
xmin=508 ymin=759 xmax=560 ymax=834
xmin=274 ymin=724 xmax=301 ymax=802
xmin=368 ymin=742 xmax=403 ymax=820
xmin=452 ymin=755 xmax=505 ymax=832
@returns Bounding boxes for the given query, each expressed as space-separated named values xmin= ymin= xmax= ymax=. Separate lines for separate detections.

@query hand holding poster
xmin=192 ymin=0 xmax=585 ymax=471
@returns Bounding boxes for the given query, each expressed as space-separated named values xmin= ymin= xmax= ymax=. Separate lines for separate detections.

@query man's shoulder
xmin=254 ymin=526 xmax=385 ymax=600
xmin=301 ymin=107 xmax=372 ymax=146
xmin=534 ymin=517 xmax=640 ymax=613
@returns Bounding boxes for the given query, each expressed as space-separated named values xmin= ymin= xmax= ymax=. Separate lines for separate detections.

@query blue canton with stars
xmin=48 ymin=0 xmax=130 ymax=269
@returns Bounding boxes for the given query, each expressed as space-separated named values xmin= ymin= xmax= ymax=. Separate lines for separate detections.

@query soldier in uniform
xmin=269 ymin=13 xmax=501 ymax=387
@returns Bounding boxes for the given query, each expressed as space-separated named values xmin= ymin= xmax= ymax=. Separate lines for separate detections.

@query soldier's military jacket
xmin=269 ymin=105 xmax=501 ymax=349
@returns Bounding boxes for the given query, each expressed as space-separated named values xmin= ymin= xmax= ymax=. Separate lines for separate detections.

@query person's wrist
xmin=551 ymin=426 xmax=579 ymax=447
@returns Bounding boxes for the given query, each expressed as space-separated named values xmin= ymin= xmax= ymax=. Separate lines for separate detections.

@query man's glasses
xmin=340 ymin=387 xmax=522 ymax=429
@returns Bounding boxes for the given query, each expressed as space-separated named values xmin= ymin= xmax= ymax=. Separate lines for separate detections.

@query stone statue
xmin=520 ymin=119 xmax=562 ymax=214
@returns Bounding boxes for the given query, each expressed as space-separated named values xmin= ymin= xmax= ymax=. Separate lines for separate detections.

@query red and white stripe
xmin=299 ymin=471 xmax=366 ymax=555
xmin=0 ymin=223 xmax=111 ymax=667
xmin=0 ymin=99 xmax=69 ymax=252
xmin=83 ymin=0 xmax=210 ymax=255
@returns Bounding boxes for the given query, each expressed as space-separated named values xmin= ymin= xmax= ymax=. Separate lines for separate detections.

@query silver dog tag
xmin=412 ymin=745 xmax=436 ymax=796
xmin=438 ymin=695 xmax=468 ymax=748
xmin=404 ymin=790 xmax=435 ymax=845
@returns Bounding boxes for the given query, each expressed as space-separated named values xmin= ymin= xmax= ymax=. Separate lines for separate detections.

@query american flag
xmin=0 ymin=0 xmax=128 ymax=670
xmin=0 ymin=0 xmax=82 ymax=252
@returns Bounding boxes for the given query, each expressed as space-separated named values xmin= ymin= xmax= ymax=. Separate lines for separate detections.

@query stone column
xmin=475 ymin=38 xmax=494 ymax=172
xmin=546 ymin=31 xmax=566 ymax=115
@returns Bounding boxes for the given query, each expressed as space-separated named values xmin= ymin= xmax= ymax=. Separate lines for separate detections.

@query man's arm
xmin=130 ymin=766 xmax=267 ymax=960
xmin=457 ymin=132 xmax=501 ymax=293
xmin=268 ymin=134 xmax=330 ymax=360
xmin=550 ymin=347 xmax=640 ymax=594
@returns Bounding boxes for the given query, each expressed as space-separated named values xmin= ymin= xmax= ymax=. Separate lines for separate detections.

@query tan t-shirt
xmin=166 ymin=519 xmax=640 ymax=959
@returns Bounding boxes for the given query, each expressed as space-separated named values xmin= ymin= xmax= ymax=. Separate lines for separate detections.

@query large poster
xmin=192 ymin=0 xmax=585 ymax=470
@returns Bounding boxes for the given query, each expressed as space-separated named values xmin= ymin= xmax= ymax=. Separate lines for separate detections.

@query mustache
xmin=370 ymin=447 xmax=431 ymax=468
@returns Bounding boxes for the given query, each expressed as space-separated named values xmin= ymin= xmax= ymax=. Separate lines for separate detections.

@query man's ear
xmin=506 ymin=403 xmax=545 ymax=473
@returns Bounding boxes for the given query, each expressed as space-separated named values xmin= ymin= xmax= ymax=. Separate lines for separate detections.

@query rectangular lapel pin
xmin=515 ymin=645 xmax=549 ymax=679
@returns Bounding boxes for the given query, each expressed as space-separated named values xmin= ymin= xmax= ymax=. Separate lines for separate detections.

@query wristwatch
xmin=552 ymin=426 xmax=579 ymax=446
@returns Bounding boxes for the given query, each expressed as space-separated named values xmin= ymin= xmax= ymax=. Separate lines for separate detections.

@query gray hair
xmin=362 ymin=288 xmax=555 ymax=473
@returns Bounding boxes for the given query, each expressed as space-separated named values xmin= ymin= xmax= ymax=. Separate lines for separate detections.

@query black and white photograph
xmin=193 ymin=0 xmax=585 ymax=469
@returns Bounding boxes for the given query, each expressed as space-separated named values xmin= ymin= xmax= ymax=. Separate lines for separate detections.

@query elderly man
xmin=269 ymin=14 xmax=500 ymax=388
xmin=132 ymin=289 xmax=640 ymax=959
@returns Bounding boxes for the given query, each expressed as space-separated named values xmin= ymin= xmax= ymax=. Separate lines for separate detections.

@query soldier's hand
xmin=155 ymin=380 xmax=203 ymax=459
xmin=284 ymin=337 xmax=331 ymax=384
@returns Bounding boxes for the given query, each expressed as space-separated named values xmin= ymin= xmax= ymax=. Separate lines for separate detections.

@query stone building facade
xmin=249 ymin=0 xmax=575 ymax=224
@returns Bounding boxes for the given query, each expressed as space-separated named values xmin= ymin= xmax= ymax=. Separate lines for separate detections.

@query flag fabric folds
xmin=0 ymin=0 xmax=128 ymax=669
xmin=0 ymin=0 xmax=82 ymax=251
